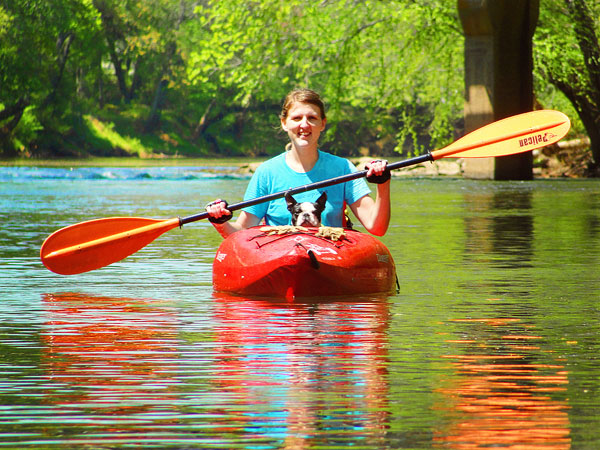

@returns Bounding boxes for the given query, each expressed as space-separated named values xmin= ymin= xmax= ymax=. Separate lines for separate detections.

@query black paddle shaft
xmin=179 ymin=153 xmax=433 ymax=226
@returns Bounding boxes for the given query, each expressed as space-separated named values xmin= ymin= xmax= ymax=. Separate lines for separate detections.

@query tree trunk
xmin=129 ymin=59 xmax=143 ymax=101
xmin=107 ymin=39 xmax=130 ymax=102
xmin=0 ymin=97 xmax=29 ymax=157
xmin=566 ymin=0 xmax=600 ymax=93
xmin=145 ymin=79 xmax=167 ymax=132
xmin=143 ymin=0 xmax=188 ymax=131
xmin=192 ymin=98 xmax=217 ymax=140
xmin=579 ymin=111 xmax=600 ymax=173
xmin=98 ymin=75 xmax=105 ymax=109
xmin=549 ymin=74 xmax=600 ymax=171
xmin=0 ymin=97 xmax=29 ymax=125
xmin=41 ymin=32 xmax=74 ymax=109
xmin=93 ymin=0 xmax=131 ymax=103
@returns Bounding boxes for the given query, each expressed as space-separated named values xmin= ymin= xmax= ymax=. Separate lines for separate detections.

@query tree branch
xmin=566 ymin=0 xmax=600 ymax=100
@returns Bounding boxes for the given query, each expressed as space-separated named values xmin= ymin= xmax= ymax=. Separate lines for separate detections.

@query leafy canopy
xmin=182 ymin=0 xmax=464 ymax=154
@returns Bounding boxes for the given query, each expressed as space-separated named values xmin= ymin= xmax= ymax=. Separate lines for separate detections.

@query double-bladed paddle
xmin=41 ymin=109 xmax=570 ymax=275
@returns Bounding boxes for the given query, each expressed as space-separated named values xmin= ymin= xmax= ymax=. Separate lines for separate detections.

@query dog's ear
xmin=316 ymin=191 xmax=327 ymax=209
xmin=285 ymin=192 xmax=297 ymax=211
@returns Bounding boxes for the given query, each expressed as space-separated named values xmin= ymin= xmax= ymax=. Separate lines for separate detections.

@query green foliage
xmin=182 ymin=0 xmax=464 ymax=155
xmin=533 ymin=0 xmax=587 ymax=133
xmin=0 ymin=0 xmax=597 ymax=167
xmin=70 ymin=104 xmax=207 ymax=157
xmin=533 ymin=0 xmax=600 ymax=168
xmin=12 ymin=107 xmax=43 ymax=150
xmin=0 ymin=5 xmax=9 ymax=35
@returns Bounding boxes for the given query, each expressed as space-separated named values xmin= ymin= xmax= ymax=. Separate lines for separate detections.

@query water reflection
xmin=210 ymin=293 xmax=391 ymax=449
xmin=462 ymin=189 xmax=536 ymax=303
xmin=437 ymin=188 xmax=572 ymax=449
xmin=434 ymin=317 xmax=571 ymax=449
xmin=463 ymin=189 xmax=534 ymax=269
xmin=41 ymin=293 xmax=181 ymax=441
xmin=37 ymin=292 xmax=392 ymax=447
xmin=3 ymin=174 xmax=600 ymax=448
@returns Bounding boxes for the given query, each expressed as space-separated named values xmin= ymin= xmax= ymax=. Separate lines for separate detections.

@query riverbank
xmin=0 ymin=141 xmax=594 ymax=178
xmin=0 ymin=155 xmax=461 ymax=177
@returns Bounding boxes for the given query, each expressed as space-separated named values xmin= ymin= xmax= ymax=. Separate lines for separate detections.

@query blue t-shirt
xmin=243 ymin=150 xmax=371 ymax=226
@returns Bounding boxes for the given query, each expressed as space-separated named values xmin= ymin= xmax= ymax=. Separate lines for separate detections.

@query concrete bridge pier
xmin=458 ymin=0 xmax=539 ymax=180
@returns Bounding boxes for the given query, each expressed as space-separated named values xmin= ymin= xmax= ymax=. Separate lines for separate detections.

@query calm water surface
xmin=1 ymin=166 xmax=599 ymax=449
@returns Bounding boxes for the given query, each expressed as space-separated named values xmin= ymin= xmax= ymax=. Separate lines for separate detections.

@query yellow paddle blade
xmin=40 ymin=217 xmax=181 ymax=275
xmin=432 ymin=110 xmax=571 ymax=159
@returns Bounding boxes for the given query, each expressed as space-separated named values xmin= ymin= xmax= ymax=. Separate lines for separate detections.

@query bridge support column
xmin=458 ymin=0 xmax=539 ymax=180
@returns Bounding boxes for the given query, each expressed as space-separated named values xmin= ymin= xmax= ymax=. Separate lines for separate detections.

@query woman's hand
xmin=205 ymin=199 xmax=233 ymax=224
xmin=365 ymin=159 xmax=391 ymax=184
xmin=204 ymin=200 xmax=261 ymax=238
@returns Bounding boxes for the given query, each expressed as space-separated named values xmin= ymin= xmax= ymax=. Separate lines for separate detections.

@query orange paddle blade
xmin=40 ymin=217 xmax=181 ymax=275
xmin=432 ymin=110 xmax=571 ymax=159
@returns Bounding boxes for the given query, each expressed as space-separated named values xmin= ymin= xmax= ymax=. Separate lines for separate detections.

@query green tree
xmin=91 ymin=0 xmax=195 ymax=128
xmin=534 ymin=0 xmax=600 ymax=173
xmin=181 ymin=0 xmax=464 ymax=156
xmin=0 ymin=0 xmax=100 ymax=156
xmin=2 ymin=0 xmax=597 ymax=172
xmin=0 ymin=0 xmax=195 ymax=157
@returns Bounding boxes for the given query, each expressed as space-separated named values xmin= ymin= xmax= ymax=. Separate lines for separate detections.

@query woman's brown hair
xmin=280 ymin=89 xmax=326 ymax=121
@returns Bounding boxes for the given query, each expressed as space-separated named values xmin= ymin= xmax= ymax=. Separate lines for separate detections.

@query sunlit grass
xmin=84 ymin=115 xmax=146 ymax=156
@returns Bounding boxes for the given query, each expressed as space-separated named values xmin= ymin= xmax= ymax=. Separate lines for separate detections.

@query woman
xmin=206 ymin=88 xmax=391 ymax=237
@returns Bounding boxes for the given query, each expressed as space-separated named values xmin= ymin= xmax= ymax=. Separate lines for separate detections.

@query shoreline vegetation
xmin=2 ymin=103 xmax=593 ymax=178
xmin=1 ymin=105 xmax=594 ymax=179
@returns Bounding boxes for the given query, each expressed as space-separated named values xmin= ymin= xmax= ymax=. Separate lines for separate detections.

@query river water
xmin=1 ymin=165 xmax=599 ymax=449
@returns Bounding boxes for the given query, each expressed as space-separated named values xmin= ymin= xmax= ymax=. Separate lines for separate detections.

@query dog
xmin=285 ymin=191 xmax=327 ymax=227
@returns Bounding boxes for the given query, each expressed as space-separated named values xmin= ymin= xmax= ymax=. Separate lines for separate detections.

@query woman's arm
xmin=348 ymin=160 xmax=391 ymax=236
xmin=349 ymin=182 xmax=391 ymax=236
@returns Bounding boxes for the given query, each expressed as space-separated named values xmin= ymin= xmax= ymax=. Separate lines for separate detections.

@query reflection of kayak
xmin=212 ymin=226 xmax=396 ymax=299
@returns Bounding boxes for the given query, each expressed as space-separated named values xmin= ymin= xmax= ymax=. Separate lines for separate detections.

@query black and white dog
xmin=285 ymin=191 xmax=327 ymax=227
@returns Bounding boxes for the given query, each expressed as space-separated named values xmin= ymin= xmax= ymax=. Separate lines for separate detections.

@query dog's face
xmin=285 ymin=191 xmax=327 ymax=227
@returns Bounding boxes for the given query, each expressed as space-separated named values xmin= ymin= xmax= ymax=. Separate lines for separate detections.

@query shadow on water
xmin=462 ymin=188 xmax=536 ymax=300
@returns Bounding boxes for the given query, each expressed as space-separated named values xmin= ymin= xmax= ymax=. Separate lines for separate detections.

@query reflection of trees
xmin=463 ymin=190 xmax=534 ymax=298
xmin=210 ymin=293 xmax=391 ymax=449
xmin=464 ymin=190 xmax=534 ymax=268
xmin=434 ymin=318 xmax=571 ymax=449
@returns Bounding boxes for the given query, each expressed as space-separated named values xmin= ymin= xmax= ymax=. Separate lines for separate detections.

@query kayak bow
xmin=212 ymin=226 xmax=396 ymax=299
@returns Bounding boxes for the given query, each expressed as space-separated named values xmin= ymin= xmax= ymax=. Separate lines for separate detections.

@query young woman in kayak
xmin=205 ymin=88 xmax=391 ymax=237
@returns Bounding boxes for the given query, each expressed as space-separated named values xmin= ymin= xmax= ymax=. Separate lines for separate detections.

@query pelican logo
xmin=519 ymin=132 xmax=557 ymax=148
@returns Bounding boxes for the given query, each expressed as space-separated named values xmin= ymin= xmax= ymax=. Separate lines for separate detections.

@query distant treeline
xmin=0 ymin=0 xmax=598 ymax=172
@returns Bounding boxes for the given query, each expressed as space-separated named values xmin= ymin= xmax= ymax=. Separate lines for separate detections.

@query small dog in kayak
xmin=285 ymin=191 xmax=327 ymax=227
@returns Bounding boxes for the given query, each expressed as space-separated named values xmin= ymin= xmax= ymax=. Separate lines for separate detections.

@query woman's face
xmin=281 ymin=102 xmax=326 ymax=151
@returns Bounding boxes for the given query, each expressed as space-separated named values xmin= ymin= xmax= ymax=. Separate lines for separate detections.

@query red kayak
xmin=212 ymin=226 xmax=396 ymax=299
